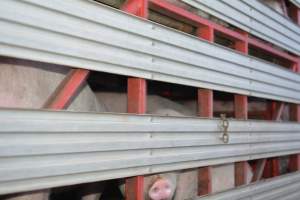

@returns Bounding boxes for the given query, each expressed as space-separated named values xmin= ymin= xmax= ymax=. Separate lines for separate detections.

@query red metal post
xmin=234 ymin=162 xmax=248 ymax=186
xmin=122 ymin=0 xmax=148 ymax=17
xmin=197 ymin=89 xmax=213 ymax=196
xmin=234 ymin=32 xmax=249 ymax=186
xmin=198 ymin=167 xmax=212 ymax=195
xmin=234 ymin=95 xmax=248 ymax=120
xmin=263 ymin=158 xmax=280 ymax=178
xmin=234 ymin=33 xmax=248 ymax=54
xmin=125 ymin=176 xmax=145 ymax=200
xmin=289 ymin=154 xmax=300 ymax=171
xmin=127 ymin=78 xmax=147 ymax=114
xmin=123 ymin=1 xmax=148 ymax=200
xmin=197 ymin=89 xmax=213 ymax=118
xmin=197 ymin=26 xmax=213 ymax=196
xmin=196 ymin=25 xmax=214 ymax=42
xmin=289 ymin=105 xmax=300 ymax=173
xmin=289 ymin=3 xmax=300 ymax=25
xmin=43 ymin=69 xmax=90 ymax=109
xmin=289 ymin=102 xmax=300 ymax=171
xmin=263 ymin=102 xmax=281 ymax=178
xmin=289 ymin=60 xmax=300 ymax=172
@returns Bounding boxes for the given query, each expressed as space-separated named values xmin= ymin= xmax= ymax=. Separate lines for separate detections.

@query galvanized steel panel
xmin=0 ymin=0 xmax=300 ymax=103
xmin=182 ymin=0 xmax=300 ymax=56
xmin=1 ymin=108 xmax=300 ymax=194
xmin=195 ymin=172 xmax=300 ymax=200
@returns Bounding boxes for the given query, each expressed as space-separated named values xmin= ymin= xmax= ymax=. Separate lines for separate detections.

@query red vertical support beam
xmin=126 ymin=78 xmax=146 ymax=199
xmin=234 ymin=161 xmax=248 ymax=186
xmin=289 ymin=60 xmax=300 ymax=172
xmin=196 ymin=25 xmax=214 ymax=42
xmin=263 ymin=102 xmax=281 ymax=178
xmin=198 ymin=166 xmax=212 ymax=196
xmin=197 ymin=89 xmax=213 ymax=118
xmin=123 ymin=1 xmax=148 ymax=200
xmin=289 ymin=154 xmax=300 ymax=171
xmin=234 ymin=37 xmax=248 ymax=54
xmin=197 ymin=89 xmax=213 ymax=196
xmin=122 ymin=0 xmax=148 ymax=17
xmin=44 ymin=69 xmax=90 ymax=109
xmin=234 ymin=33 xmax=249 ymax=186
xmin=125 ymin=176 xmax=145 ymax=200
xmin=289 ymin=3 xmax=300 ymax=25
xmin=263 ymin=158 xmax=280 ymax=178
xmin=197 ymin=25 xmax=213 ymax=196
xmin=234 ymin=34 xmax=248 ymax=121
xmin=234 ymin=95 xmax=248 ymax=120
xmin=127 ymin=78 xmax=147 ymax=114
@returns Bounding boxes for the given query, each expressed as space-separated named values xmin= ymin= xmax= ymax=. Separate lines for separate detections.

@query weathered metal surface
xmin=0 ymin=0 xmax=300 ymax=103
xmin=1 ymin=108 xmax=300 ymax=194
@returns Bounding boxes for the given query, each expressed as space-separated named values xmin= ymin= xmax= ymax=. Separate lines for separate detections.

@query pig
xmin=0 ymin=61 xmax=254 ymax=200
xmin=145 ymin=173 xmax=177 ymax=200
xmin=95 ymin=92 xmax=255 ymax=199
xmin=94 ymin=92 xmax=197 ymax=200
xmin=95 ymin=93 xmax=253 ymax=199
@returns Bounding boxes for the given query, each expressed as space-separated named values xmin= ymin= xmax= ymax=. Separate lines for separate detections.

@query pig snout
xmin=148 ymin=178 xmax=173 ymax=200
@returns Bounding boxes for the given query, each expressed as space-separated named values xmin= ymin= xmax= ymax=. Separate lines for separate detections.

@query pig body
xmin=1 ymin=60 xmax=254 ymax=200
xmin=95 ymin=93 xmax=254 ymax=199
xmin=95 ymin=92 xmax=197 ymax=200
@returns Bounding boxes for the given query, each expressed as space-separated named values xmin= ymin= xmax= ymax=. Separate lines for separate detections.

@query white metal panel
xmin=1 ymin=108 xmax=300 ymax=194
xmin=290 ymin=0 xmax=300 ymax=8
xmin=0 ymin=0 xmax=300 ymax=103
xmin=182 ymin=0 xmax=300 ymax=56
xmin=195 ymin=172 xmax=300 ymax=200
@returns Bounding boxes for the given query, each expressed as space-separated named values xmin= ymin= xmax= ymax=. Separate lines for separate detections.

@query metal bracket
xmin=220 ymin=114 xmax=229 ymax=143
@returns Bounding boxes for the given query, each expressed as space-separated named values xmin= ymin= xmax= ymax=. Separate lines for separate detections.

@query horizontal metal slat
xmin=290 ymin=0 xmax=300 ymax=8
xmin=194 ymin=172 xmax=300 ymax=200
xmin=182 ymin=0 xmax=300 ymax=56
xmin=0 ymin=0 xmax=300 ymax=103
xmin=1 ymin=108 xmax=300 ymax=194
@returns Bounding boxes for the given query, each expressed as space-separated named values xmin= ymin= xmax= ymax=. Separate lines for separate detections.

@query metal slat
xmin=0 ymin=1 xmax=300 ymax=103
xmin=182 ymin=0 xmax=300 ymax=56
xmin=290 ymin=0 xmax=300 ymax=8
xmin=194 ymin=172 xmax=300 ymax=200
xmin=1 ymin=108 xmax=300 ymax=194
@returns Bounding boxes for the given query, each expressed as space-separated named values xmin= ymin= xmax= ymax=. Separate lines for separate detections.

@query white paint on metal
xmin=1 ymin=108 xmax=300 ymax=194
xmin=182 ymin=0 xmax=300 ymax=56
xmin=0 ymin=0 xmax=300 ymax=103
xmin=194 ymin=171 xmax=300 ymax=200
xmin=290 ymin=0 xmax=300 ymax=8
